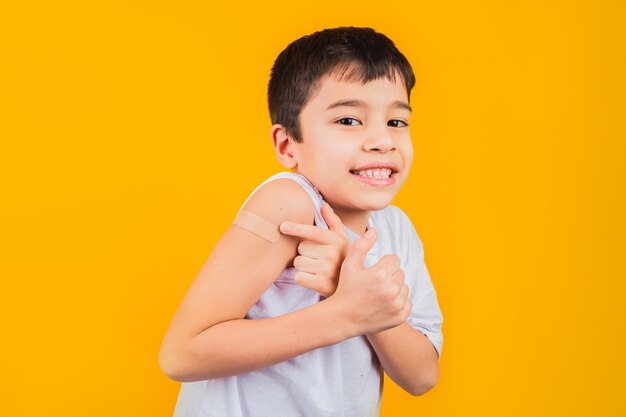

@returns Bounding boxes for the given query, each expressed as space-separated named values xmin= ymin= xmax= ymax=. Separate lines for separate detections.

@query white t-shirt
xmin=173 ymin=172 xmax=443 ymax=417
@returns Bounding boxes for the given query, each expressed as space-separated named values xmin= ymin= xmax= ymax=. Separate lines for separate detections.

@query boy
xmin=159 ymin=27 xmax=443 ymax=417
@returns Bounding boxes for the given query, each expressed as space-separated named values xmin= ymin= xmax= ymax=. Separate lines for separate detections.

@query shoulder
xmin=372 ymin=205 xmax=424 ymax=254
xmin=242 ymin=177 xmax=316 ymax=228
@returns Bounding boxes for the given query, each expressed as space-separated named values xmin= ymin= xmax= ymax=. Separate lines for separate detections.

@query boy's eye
xmin=336 ymin=117 xmax=361 ymax=126
xmin=388 ymin=119 xmax=409 ymax=128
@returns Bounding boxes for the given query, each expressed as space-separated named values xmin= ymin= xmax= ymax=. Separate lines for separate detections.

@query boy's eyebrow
xmin=325 ymin=99 xmax=412 ymax=112
xmin=392 ymin=101 xmax=412 ymax=112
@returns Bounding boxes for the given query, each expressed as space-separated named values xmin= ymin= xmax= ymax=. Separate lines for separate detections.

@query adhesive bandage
xmin=232 ymin=210 xmax=281 ymax=243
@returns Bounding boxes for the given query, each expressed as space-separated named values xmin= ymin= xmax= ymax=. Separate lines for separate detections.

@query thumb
xmin=343 ymin=228 xmax=378 ymax=270
xmin=321 ymin=203 xmax=350 ymax=239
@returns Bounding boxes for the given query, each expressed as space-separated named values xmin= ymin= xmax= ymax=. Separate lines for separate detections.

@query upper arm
xmin=162 ymin=179 xmax=315 ymax=343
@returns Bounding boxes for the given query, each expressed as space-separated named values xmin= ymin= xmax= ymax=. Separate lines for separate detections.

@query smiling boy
xmin=160 ymin=27 xmax=443 ymax=417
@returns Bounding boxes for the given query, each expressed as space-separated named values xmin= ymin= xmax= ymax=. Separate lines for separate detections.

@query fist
xmin=333 ymin=228 xmax=412 ymax=336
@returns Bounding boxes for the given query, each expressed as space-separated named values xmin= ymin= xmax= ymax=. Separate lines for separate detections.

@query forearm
xmin=160 ymin=298 xmax=347 ymax=382
xmin=366 ymin=322 xmax=439 ymax=396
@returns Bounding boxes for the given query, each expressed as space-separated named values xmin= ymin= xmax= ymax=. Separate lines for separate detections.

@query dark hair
xmin=268 ymin=27 xmax=416 ymax=142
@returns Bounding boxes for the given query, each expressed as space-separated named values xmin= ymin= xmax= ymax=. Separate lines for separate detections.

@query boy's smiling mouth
xmin=349 ymin=163 xmax=399 ymax=186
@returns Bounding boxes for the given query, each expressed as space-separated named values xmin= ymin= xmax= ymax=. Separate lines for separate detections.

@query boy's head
xmin=268 ymin=27 xmax=416 ymax=229
xmin=268 ymin=27 xmax=416 ymax=143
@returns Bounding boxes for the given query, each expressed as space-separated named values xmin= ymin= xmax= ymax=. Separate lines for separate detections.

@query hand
xmin=332 ymin=228 xmax=412 ymax=337
xmin=279 ymin=203 xmax=351 ymax=298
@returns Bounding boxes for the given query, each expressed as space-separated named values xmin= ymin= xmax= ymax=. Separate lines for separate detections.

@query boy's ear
xmin=271 ymin=124 xmax=298 ymax=169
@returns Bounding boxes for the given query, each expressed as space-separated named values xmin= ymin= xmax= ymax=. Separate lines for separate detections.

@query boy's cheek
xmin=404 ymin=146 xmax=415 ymax=171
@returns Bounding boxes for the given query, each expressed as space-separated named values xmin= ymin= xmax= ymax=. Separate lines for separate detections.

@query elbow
xmin=407 ymin=377 xmax=438 ymax=396
xmin=159 ymin=342 xmax=197 ymax=382
xmin=406 ymin=367 xmax=439 ymax=396
xmin=159 ymin=341 xmax=221 ymax=382
xmin=159 ymin=344 xmax=185 ymax=382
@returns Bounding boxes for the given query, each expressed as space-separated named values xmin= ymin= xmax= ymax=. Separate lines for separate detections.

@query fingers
xmin=280 ymin=204 xmax=350 ymax=245
xmin=280 ymin=203 xmax=350 ymax=245
xmin=293 ymin=254 xmax=326 ymax=274
xmin=279 ymin=221 xmax=334 ymax=244
xmin=376 ymin=254 xmax=402 ymax=275
xmin=321 ymin=203 xmax=350 ymax=239
xmin=344 ymin=228 xmax=378 ymax=270
xmin=400 ymin=282 xmax=412 ymax=321
xmin=297 ymin=240 xmax=319 ymax=258
xmin=294 ymin=271 xmax=335 ymax=297
xmin=402 ymin=298 xmax=413 ymax=321
xmin=297 ymin=240 xmax=332 ymax=258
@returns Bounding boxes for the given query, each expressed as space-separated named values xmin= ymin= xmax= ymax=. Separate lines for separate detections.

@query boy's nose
xmin=363 ymin=126 xmax=396 ymax=153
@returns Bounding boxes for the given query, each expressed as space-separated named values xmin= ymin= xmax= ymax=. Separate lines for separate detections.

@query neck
xmin=332 ymin=207 xmax=370 ymax=236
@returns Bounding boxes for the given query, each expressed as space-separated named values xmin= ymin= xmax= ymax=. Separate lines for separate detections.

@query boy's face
xmin=291 ymin=73 xmax=413 ymax=220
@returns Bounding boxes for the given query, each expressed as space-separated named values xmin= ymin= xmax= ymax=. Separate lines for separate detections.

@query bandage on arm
xmin=232 ymin=210 xmax=281 ymax=243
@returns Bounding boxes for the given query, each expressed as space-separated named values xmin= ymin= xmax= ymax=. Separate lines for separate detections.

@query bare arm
xmin=366 ymin=324 xmax=439 ymax=396
xmin=159 ymin=179 xmax=334 ymax=381
xmin=159 ymin=180 xmax=408 ymax=382
xmin=164 ymin=296 xmax=349 ymax=381
xmin=281 ymin=212 xmax=441 ymax=396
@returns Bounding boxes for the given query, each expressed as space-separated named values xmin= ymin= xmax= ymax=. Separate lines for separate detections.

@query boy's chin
xmin=356 ymin=195 xmax=398 ymax=212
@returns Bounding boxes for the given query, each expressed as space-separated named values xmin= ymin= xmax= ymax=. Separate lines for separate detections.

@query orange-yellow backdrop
xmin=1 ymin=1 xmax=624 ymax=416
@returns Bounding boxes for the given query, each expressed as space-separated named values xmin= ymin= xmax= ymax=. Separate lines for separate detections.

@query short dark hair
xmin=268 ymin=27 xmax=416 ymax=142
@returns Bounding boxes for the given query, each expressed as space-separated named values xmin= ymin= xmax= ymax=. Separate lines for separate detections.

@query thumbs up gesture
xmin=279 ymin=203 xmax=351 ymax=298
xmin=333 ymin=228 xmax=412 ymax=337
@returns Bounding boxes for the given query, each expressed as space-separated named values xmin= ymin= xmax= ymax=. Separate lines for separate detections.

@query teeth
xmin=354 ymin=168 xmax=393 ymax=178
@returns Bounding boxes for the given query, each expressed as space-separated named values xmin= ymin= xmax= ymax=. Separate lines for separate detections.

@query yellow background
xmin=1 ymin=1 xmax=624 ymax=416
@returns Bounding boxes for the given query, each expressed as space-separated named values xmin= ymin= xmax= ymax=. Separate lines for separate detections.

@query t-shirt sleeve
xmin=401 ymin=213 xmax=444 ymax=359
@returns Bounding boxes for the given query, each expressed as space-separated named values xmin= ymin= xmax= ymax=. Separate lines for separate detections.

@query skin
xmin=280 ymin=205 xmax=440 ymax=396
xmin=278 ymin=73 xmax=439 ymax=394
xmin=275 ymin=74 xmax=415 ymax=235
xmin=159 ymin=73 xmax=438 ymax=396
xmin=280 ymin=203 xmax=351 ymax=298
